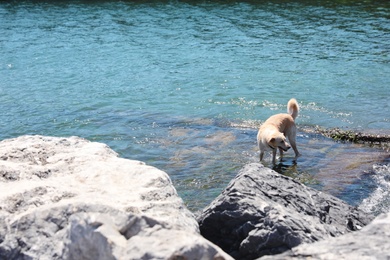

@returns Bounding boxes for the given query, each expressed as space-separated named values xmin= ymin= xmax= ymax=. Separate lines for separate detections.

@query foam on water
xmin=360 ymin=164 xmax=390 ymax=216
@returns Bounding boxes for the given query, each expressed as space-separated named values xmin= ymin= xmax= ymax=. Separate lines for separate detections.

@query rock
xmin=0 ymin=135 xmax=231 ymax=260
xmin=312 ymin=126 xmax=390 ymax=152
xmin=262 ymin=212 xmax=390 ymax=259
xmin=197 ymin=163 xmax=373 ymax=260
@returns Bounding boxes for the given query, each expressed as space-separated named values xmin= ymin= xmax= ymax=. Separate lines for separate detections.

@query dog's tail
xmin=287 ymin=98 xmax=299 ymax=120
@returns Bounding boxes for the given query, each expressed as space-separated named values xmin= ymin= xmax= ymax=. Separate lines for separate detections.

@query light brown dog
xmin=257 ymin=98 xmax=301 ymax=165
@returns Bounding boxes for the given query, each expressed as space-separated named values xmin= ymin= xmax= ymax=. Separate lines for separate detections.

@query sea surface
xmin=1 ymin=0 xmax=389 ymax=214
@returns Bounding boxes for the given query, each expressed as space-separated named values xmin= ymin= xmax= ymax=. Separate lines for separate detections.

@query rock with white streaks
xmin=197 ymin=163 xmax=373 ymax=259
xmin=261 ymin=212 xmax=390 ymax=259
xmin=0 ymin=135 xmax=231 ymax=260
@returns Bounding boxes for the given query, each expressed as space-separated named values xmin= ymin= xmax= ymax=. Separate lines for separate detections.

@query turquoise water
xmin=1 ymin=0 xmax=389 ymax=212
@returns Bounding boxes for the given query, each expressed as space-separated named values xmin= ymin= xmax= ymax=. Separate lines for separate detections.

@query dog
xmin=257 ymin=98 xmax=301 ymax=165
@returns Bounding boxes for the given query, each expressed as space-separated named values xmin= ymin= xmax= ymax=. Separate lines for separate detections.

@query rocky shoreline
xmin=0 ymin=136 xmax=230 ymax=259
xmin=1 ymin=135 xmax=389 ymax=259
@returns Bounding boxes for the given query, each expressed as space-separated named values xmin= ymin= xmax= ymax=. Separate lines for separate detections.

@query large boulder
xmin=0 ymin=135 xmax=231 ymax=260
xmin=197 ymin=163 xmax=373 ymax=259
xmin=262 ymin=212 xmax=390 ymax=259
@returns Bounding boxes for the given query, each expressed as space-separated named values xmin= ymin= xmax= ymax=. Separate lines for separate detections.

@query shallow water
xmin=0 ymin=0 xmax=389 ymax=213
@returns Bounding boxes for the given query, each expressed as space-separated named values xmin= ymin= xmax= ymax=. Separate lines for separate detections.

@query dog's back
xmin=260 ymin=97 xmax=298 ymax=132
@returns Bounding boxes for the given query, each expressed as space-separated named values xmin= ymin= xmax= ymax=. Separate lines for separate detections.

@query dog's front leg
xmin=278 ymin=148 xmax=284 ymax=161
xmin=272 ymin=149 xmax=277 ymax=165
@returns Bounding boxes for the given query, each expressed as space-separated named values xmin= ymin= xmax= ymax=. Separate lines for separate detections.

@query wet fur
xmin=257 ymin=98 xmax=301 ymax=164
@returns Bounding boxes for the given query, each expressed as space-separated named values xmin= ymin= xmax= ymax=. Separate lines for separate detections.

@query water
xmin=360 ymin=164 xmax=390 ymax=215
xmin=0 ymin=0 xmax=389 ymax=213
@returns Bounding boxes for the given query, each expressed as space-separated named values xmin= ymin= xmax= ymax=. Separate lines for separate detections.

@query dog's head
xmin=268 ymin=134 xmax=291 ymax=151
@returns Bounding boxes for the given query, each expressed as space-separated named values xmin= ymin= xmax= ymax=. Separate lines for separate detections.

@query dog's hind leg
xmin=289 ymin=137 xmax=301 ymax=160
xmin=260 ymin=151 xmax=264 ymax=161
xmin=287 ymin=126 xmax=301 ymax=160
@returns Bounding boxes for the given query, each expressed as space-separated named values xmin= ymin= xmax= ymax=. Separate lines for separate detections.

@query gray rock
xmin=262 ymin=212 xmax=390 ymax=259
xmin=197 ymin=163 xmax=373 ymax=259
xmin=0 ymin=135 xmax=231 ymax=260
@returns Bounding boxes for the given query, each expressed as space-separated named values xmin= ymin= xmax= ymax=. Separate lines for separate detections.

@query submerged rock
xmin=197 ymin=163 xmax=373 ymax=259
xmin=313 ymin=127 xmax=390 ymax=152
xmin=0 ymin=135 xmax=231 ymax=260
